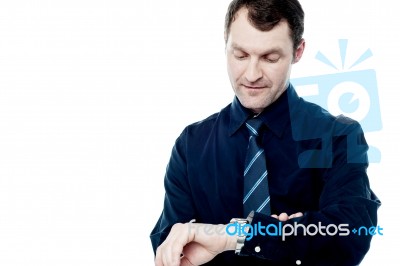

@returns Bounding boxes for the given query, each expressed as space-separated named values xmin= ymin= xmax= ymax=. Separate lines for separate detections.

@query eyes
xmin=233 ymin=51 xmax=280 ymax=63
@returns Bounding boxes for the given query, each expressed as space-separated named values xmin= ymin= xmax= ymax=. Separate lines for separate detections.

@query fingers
xmin=155 ymin=223 xmax=226 ymax=266
xmin=155 ymin=244 xmax=181 ymax=266
xmin=278 ymin=213 xmax=289 ymax=221
xmin=270 ymin=213 xmax=289 ymax=221
xmin=271 ymin=212 xmax=303 ymax=221
xmin=288 ymin=212 xmax=303 ymax=219
xmin=180 ymin=256 xmax=195 ymax=266
xmin=155 ymin=223 xmax=187 ymax=266
xmin=271 ymin=213 xmax=289 ymax=221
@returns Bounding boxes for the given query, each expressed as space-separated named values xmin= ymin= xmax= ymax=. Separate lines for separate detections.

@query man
xmin=151 ymin=0 xmax=381 ymax=265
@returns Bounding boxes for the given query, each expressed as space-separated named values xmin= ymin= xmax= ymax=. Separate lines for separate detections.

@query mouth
xmin=243 ymin=85 xmax=266 ymax=90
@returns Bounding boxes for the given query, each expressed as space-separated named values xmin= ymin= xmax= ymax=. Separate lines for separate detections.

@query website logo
xmin=225 ymin=221 xmax=383 ymax=241
xmin=291 ymin=39 xmax=382 ymax=164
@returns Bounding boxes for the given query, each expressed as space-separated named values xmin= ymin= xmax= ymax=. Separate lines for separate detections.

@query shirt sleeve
xmin=150 ymin=128 xmax=196 ymax=253
xmin=240 ymin=120 xmax=381 ymax=265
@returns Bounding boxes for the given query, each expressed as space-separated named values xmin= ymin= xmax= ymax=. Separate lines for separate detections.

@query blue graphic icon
xmin=291 ymin=39 xmax=381 ymax=163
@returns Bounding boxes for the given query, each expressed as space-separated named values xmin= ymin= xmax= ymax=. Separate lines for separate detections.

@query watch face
xmin=230 ymin=218 xmax=248 ymax=224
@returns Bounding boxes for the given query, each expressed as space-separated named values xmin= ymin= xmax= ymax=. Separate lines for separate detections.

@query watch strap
xmin=230 ymin=211 xmax=254 ymax=254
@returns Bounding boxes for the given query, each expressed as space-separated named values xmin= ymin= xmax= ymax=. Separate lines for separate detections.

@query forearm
xmin=240 ymin=195 xmax=380 ymax=264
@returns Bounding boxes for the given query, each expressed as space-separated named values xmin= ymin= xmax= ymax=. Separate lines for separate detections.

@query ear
xmin=293 ymin=39 xmax=305 ymax=64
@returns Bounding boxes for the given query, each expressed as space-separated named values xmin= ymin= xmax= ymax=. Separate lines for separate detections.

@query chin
xmin=242 ymin=101 xmax=268 ymax=113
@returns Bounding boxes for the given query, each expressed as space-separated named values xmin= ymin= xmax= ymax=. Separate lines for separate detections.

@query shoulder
xmin=301 ymin=99 xmax=356 ymax=123
xmin=292 ymin=98 xmax=368 ymax=166
xmin=187 ymin=102 xmax=231 ymax=133
xmin=291 ymin=97 xmax=363 ymax=139
xmin=179 ymin=103 xmax=231 ymax=139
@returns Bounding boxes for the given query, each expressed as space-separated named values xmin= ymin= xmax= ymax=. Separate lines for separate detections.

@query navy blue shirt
xmin=150 ymin=84 xmax=380 ymax=265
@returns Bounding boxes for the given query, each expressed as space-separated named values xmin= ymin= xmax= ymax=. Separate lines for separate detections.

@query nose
xmin=245 ymin=59 xmax=262 ymax=83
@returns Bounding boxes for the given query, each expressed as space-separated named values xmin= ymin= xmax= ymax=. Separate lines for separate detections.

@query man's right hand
xmin=154 ymin=223 xmax=236 ymax=266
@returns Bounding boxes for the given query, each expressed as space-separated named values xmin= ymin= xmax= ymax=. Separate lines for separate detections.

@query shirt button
xmin=255 ymin=246 xmax=261 ymax=253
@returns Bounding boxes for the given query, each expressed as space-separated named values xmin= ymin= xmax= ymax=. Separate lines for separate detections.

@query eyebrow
xmin=230 ymin=42 xmax=283 ymax=55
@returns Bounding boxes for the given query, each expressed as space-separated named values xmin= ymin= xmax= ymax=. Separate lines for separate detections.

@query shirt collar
xmin=229 ymin=83 xmax=300 ymax=137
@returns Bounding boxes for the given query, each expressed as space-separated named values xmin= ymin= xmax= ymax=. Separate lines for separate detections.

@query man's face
xmin=226 ymin=8 xmax=305 ymax=113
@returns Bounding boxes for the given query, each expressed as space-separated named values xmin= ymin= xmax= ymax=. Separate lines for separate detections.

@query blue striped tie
xmin=243 ymin=117 xmax=271 ymax=216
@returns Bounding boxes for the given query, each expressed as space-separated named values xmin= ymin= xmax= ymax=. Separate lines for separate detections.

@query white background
xmin=0 ymin=0 xmax=397 ymax=265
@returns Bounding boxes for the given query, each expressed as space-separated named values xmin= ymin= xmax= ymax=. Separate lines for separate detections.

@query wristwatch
xmin=229 ymin=211 xmax=254 ymax=254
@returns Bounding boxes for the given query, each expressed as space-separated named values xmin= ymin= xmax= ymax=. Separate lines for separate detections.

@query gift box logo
xmin=291 ymin=39 xmax=381 ymax=165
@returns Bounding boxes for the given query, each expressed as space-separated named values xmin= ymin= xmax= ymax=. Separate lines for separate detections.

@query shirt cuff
xmin=239 ymin=211 xmax=290 ymax=262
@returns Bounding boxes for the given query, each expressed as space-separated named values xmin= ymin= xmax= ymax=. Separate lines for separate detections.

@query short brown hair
xmin=225 ymin=0 xmax=304 ymax=49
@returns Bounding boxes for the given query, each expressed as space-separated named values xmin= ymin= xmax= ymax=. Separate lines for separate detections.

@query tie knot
xmin=246 ymin=117 xmax=263 ymax=137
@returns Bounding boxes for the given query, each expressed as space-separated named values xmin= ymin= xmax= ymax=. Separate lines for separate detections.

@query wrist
xmin=225 ymin=226 xmax=238 ymax=250
xmin=229 ymin=211 xmax=254 ymax=254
